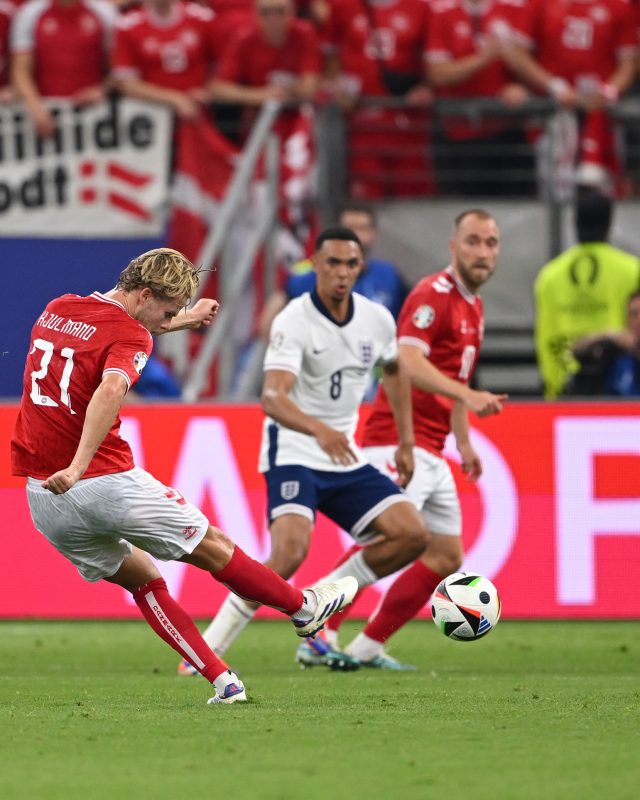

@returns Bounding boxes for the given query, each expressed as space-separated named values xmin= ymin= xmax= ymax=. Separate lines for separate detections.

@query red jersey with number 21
xmin=363 ymin=267 xmax=483 ymax=456
xmin=11 ymin=292 xmax=152 ymax=480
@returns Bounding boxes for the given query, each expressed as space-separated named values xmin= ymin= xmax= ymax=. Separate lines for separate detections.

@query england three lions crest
xmin=359 ymin=340 xmax=374 ymax=366
xmin=280 ymin=481 xmax=300 ymax=500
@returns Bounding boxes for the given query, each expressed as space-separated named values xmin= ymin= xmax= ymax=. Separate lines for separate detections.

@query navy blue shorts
xmin=264 ymin=463 xmax=408 ymax=540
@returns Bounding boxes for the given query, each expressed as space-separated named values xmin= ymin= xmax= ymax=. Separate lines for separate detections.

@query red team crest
xmin=182 ymin=526 xmax=199 ymax=541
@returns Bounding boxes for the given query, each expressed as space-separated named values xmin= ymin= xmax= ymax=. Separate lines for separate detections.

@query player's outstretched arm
xmin=42 ymin=373 xmax=128 ymax=494
xmin=399 ymin=343 xmax=507 ymax=417
xmin=163 ymin=299 xmax=220 ymax=334
xmin=261 ymin=369 xmax=358 ymax=466
xmin=380 ymin=358 xmax=415 ymax=487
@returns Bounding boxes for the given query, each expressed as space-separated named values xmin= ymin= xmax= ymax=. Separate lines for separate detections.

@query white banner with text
xmin=0 ymin=97 xmax=172 ymax=237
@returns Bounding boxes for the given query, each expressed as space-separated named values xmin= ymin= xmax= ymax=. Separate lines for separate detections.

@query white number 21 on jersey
xmin=29 ymin=338 xmax=76 ymax=414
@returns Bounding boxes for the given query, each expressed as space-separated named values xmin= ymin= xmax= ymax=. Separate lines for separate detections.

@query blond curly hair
xmin=117 ymin=248 xmax=200 ymax=304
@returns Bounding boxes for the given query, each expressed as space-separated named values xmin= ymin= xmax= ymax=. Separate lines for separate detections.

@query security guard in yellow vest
xmin=535 ymin=190 xmax=640 ymax=398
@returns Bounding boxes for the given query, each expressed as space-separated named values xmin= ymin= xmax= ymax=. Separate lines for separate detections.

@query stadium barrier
xmin=2 ymin=401 xmax=639 ymax=619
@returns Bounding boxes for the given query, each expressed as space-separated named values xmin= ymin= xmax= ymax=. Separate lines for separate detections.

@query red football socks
xmin=364 ymin=561 xmax=443 ymax=644
xmin=133 ymin=578 xmax=228 ymax=683
xmin=213 ymin=546 xmax=304 ymax=616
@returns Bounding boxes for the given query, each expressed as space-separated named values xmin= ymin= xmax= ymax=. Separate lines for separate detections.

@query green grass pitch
xmin=1 ymin=619 xmax=639 ymax=800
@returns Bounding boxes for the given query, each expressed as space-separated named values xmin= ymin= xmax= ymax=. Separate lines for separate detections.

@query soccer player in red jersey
xmin=425 ymin=0 xmax=533 ymax=195
xmin=112 ymin=0 xmax=224 ymax=119
xmin=301 ymin=210 xmax=506 ymax=669
xmin=321 ymin=0 xmax=433 ymax=198
xmin=11 ymin=248 xmax=357 ymax=704
xmin=10 ymin=0 xmax=116 ymax=136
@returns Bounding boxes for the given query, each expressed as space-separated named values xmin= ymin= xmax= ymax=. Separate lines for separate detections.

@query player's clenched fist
xmin=42 ymin=467 xmax=82 ymax=494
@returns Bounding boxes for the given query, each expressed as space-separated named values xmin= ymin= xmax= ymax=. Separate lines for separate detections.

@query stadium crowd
xmin=1 ymin=0 xmax=640 ymax=197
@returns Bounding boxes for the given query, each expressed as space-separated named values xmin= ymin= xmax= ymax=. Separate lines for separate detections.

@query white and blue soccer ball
xmin=431 ymin=572 xmax=501 ymax=641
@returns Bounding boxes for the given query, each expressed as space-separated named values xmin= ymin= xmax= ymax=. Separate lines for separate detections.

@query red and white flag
xmin=167 ymin=117 xmax=239 ymax=296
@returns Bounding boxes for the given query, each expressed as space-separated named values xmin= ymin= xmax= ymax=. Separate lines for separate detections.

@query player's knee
xmin=432 ymin=550 xmax=463 ymax=576
xmin=395 ymin=518 xmax=430 ymax=560
xmin=268 ymin=535 xmax=309 ymax=578
xmin=424 ymin=539 xmax=463 ymax=576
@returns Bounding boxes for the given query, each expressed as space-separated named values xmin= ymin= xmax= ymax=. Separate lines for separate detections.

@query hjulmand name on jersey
xmin=37 ymin=310 xmax=97 ymax=341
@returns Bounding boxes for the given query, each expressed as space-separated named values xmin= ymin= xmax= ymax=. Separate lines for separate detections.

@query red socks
xmin=133 ymin=578 xmax=228 ymax=683
xmin=364 ymin=561 xmax=442 ymax=644
xmin=213 ymin=546 xmax=304 ymax=616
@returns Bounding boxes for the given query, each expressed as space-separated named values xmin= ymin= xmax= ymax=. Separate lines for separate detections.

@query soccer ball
xmin=431 ymin=572 xmax=501 ymax=641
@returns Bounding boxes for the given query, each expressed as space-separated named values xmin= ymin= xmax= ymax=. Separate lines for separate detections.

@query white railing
xmin=180 ymin=101 xmax=282 ymax=401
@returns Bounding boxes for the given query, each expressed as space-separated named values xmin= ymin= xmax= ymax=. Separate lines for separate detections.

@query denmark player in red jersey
xmin=11 ymin=248 xmax=356 ymax=704
xmin=302 ymin=210 xmax=506 ymax=669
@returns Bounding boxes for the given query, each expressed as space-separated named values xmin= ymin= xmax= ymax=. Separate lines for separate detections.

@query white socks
xmin=201 ymin=595 xmax=257 ymax=656
xmin=345 ymin=633 xmax=384 ymax=662
xmin=321 ymin=550 xmax=378 ymax=590
xmin=202 ymin=587 xmax=321 ymax=655
xmin=213 ymin=668 xmax=242 ymax=694
xmin=324 ymin=629 xmax=339 ymax=648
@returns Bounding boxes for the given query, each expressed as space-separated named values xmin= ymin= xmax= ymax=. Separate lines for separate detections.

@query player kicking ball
xmin=11 ymin=248 xmax=357 ymax=704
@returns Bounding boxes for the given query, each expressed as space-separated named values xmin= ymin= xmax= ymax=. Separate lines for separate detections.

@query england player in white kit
xmin=259 ymin=277 xmax=401 ymax=525
xmin=179 ymin=228 xmax=431 ymax=671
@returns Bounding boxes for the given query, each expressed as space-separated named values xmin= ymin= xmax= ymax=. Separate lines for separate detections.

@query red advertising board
xmin=2 ymin=402 xmax=639 ymax=619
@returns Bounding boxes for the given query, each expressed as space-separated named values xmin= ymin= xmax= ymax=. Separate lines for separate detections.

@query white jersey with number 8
xmin=258 ymin=291 xmax=397 ymax=473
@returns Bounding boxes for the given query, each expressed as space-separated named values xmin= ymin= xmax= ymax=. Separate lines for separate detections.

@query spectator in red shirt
xmin=322 ymin=0 xmax=433 ymax=199
xmin=10 ymin=0 xmax=116 ymax=137
xmin=425 ymin=0 xmax=533 ymax=196
xmin=510 ymin=0 xmax=637 ymax=107
xmin=508 ymin=0 xmax=638 ymax=193
xmin=112 ymin=0 xmax=224 ymax=120
xmin=198 ymin=0 xmax=253 ymax=40
xmin=210 ymin=0 xmax=321 ymax=111
xmin=0 ymin=0 xmax=16 ymax=101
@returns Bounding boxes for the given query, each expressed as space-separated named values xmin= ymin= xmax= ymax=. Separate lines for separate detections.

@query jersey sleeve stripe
xmin=426 ymin=50 xmax=451 ymax=64
xmin=112 ymin=66 xmax=141 ymax=80
xmin=398 ymin=335 xmax=431 ymax=356
xmin=103 ymin=368 xmax=132 ymax=389
xmin=264 ymin=363 xmax=300 ymax=375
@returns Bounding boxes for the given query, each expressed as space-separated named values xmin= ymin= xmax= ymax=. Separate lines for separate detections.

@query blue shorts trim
xmin=264 ymin=463 xmax=406 ymax=537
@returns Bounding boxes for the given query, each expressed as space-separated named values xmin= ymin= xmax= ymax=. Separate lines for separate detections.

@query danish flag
xmin=78 ymin=159 xmax=153 ymax=220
